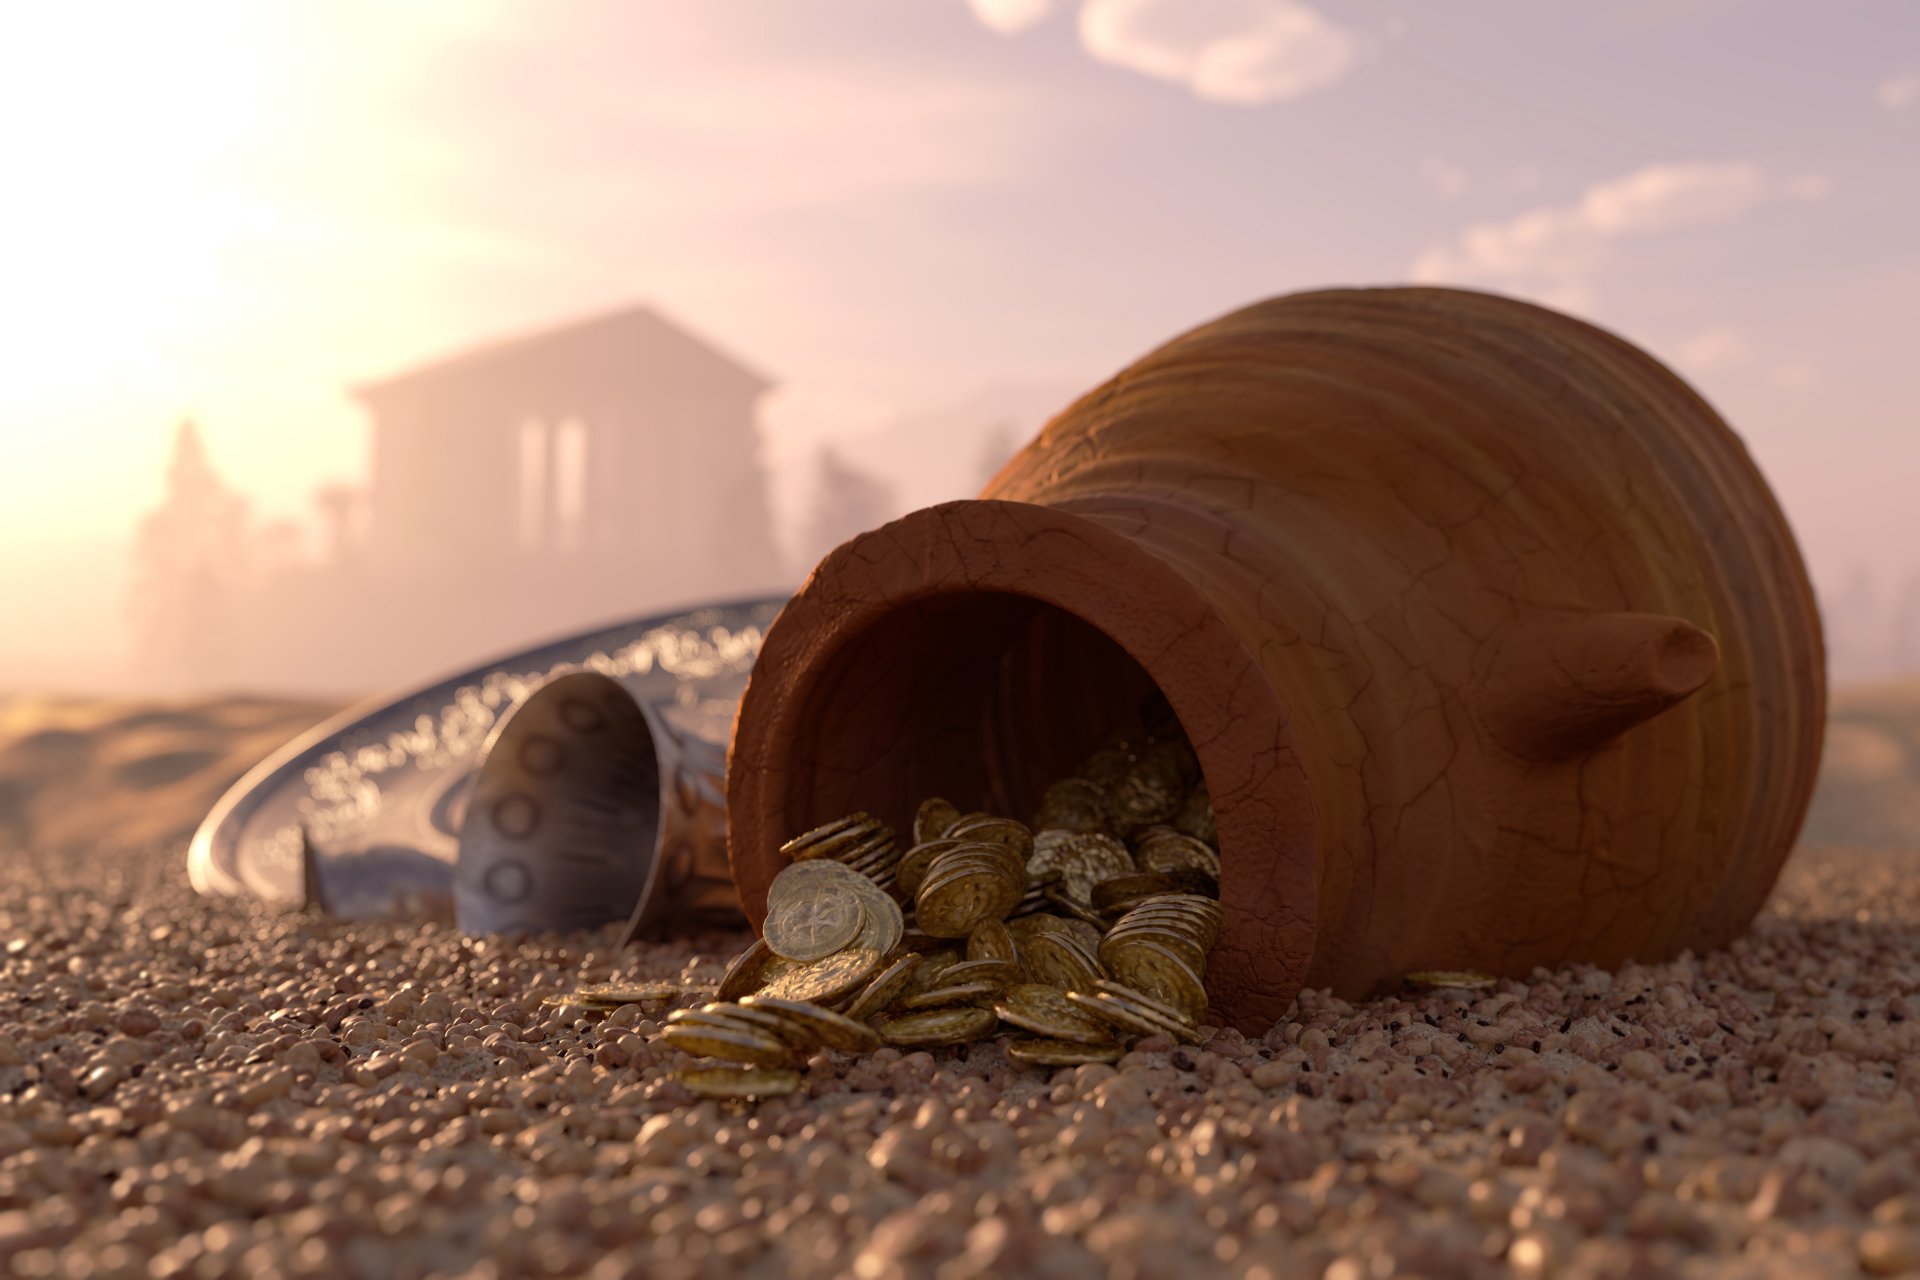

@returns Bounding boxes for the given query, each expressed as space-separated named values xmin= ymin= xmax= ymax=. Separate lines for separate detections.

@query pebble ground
xmin=2 ymin=839 xmax=1917 ymax=1280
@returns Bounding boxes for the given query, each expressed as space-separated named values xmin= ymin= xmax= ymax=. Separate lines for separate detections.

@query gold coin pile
xmin=655 ymin=717 xmax=1228 ymax=1095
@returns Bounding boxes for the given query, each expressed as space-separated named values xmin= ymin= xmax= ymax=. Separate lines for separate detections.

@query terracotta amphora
xmin=725 ymin=286 xmax=1826 ymax=1031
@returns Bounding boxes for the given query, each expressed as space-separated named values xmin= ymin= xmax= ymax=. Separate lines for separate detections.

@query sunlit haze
xmin=2 ymin=1 xmax=1915 ymax=690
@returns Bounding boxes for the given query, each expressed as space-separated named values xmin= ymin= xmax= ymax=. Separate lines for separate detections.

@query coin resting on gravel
xmin=678 ymin=1066 xmax=804 ymax=1099
xmin=1404 ymin=969 xmax=1499 ymax=990
xmin=653 ymin=718 xmax=1231 ymax=1091
xmin=763 ymin=880 xmax=864 ymax=962
xmin=876 ymin=1006 xmax=998 ymax=1046
xmin=1005 ymin=1037 xmax=1125 ymax=1066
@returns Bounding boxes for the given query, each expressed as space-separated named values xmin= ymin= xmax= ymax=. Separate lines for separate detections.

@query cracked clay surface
xmin=726 ymin=286 xmax=1825 ymax=1034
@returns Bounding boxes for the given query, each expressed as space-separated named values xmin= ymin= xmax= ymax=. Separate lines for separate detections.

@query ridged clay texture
xmin=726 ymin=286 xmax=1827 ymax=1032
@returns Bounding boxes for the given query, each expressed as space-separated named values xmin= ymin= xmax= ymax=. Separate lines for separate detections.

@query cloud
xmin=1770 ymin=361 xmax=1821 ymax=392
xmin=1674 ymin=327 xmax=1754 ymax=376
xmin=965 ymin=0 xmax=1364 ymax=105
xmin=1410 ymin=162 xmax=1828 ymax=311
xmin=1787 ymin=172 xmax=1832 ymax=202
xmin=968 ymin=0 xmax=1056 ymax=34
xmin=1071 ymin=0 xmax=1361 ymax=104
xmin=1878 ymin=72 xmax=1920 ymax=110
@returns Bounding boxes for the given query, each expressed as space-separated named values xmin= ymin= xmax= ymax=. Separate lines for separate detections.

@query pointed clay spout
xmin=1478 ymin=612 xmax=1720 ymax=761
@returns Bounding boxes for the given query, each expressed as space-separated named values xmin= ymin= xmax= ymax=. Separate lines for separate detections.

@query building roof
xmin=352 ymin=303 xmax=774 ymax=414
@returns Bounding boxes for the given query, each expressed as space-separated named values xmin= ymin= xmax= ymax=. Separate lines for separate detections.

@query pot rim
xmin=726 ymin=497 xmax=1320 ymax=1029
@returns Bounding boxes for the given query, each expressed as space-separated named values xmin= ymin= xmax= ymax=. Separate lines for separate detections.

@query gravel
xmin=2 ymin=837 xmax=1917 ymax=1280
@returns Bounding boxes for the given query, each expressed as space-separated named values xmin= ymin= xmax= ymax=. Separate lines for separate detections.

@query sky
xmin=0 ymin=0 xmax=1916 ymax=687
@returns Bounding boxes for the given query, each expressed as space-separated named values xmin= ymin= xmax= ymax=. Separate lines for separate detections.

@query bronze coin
xmin=678 ymin=1066 xmax=803 ymax=1098
xmin=764 ymin=888 xmax=864 ymax=963
xmin=899 ymin=981 xmax=1001 ymax=1010
xmin=842 ymin=952 xmax=923 ymax=1023
xmin=993 ymin=984 xmax=1115 ymax=1045
xmin=758 ymin=946 xmax=884 ymax=1005
xmin=913 ymin=797 xmax=961 ymax=845
xmin=1005 ymin=1037 xmax=1124 ymax=1067
xmin=657 ymin=1021 xmax=795 ymax=1068
xmin=876 ymin=1006 xmax=997 ymax=1046
xmin=737 ymin=995 xmax=885 ymax=1053
xmin=716 ymin=938 xmax=776 ymax=1001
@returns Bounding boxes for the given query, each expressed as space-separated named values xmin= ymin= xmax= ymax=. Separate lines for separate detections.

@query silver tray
xmin=188 ymin=595 xmax=785 ymax=929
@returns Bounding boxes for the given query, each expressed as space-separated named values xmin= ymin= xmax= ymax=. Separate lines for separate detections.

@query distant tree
xmin=802 ymin=445 xmax=899 ymax=565
xmin=312 ymin=481 xmax=361 ymax=563
xmin=1892 ymin=570 xmax=1920 ymax=677
xmin=127 ymin=421 xmax=252 ymax=687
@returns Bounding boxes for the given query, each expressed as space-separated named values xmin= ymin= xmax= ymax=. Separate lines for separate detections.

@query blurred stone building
xmin=199 ymin=305 xmax=790 ymax=693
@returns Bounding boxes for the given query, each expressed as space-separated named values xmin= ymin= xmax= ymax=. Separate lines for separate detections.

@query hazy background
xmin=2 ymin=0 xmax=1916 ymax=695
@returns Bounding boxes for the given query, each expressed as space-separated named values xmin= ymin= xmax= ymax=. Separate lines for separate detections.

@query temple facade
xmin=354 ymin=304 xmax=783 ymax=590
xmin=189 ymin=305 xmax=792 ymax=693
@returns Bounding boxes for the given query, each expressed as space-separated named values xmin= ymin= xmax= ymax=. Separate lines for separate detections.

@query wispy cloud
xmin=1674 ymin=327 xmax=1754 ymax=377
xmin=1410 ymin=161 xmax=1829 ymax=310
xmin=1769 ymin=360 xmax=1821 ymax=392
xmin=1418 ymin=156 xmax=1467 ymax=198
xmin=972 ymin=0 xmax=1362 ymax=105
xmin=1878 ymin=72 xmax=1920 ymax=110
xmin=968 ymin=0 xmax=1056 ymax=34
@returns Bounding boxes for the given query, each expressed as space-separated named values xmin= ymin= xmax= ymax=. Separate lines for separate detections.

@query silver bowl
xmin=188 ymin=595 xmax=785 ymax=939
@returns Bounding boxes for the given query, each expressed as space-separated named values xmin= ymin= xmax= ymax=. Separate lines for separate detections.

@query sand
xmin=0 ymin=695 xmax=340 ymax=853
xmin=2 ymin=694 xmax=1919 ymax=1279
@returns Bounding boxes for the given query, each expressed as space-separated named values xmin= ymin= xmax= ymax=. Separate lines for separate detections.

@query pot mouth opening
xmin=730 ymin=498 xmax=1320 ymax=1028
xmin=783 ymin=591 xmax=1183 ymax=843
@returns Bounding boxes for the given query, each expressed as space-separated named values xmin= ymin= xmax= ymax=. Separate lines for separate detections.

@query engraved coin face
xmin=845 ymin=872 xmax=906 ymax=958
xmin=759 ymin=946 xmax=884 ymax=1005
xmin=1104 ymin=936 xmax=1208 ymax=1020
xmin=764 ymin=891 xmax=864 ymax=963
xmin=1020 ymin=929 xmax=1103 ymax=991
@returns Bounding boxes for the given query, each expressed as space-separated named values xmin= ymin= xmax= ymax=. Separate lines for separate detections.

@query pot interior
xmin=779 ymin=591 xmax=1178 ymax=840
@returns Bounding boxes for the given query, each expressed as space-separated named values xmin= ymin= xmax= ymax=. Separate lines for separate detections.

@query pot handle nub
xmin=1474 ymin=611 xmax=1721 ymax=761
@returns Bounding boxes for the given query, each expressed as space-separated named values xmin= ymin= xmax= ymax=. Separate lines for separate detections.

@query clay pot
xmin=726 ymin=286 xmax=1826 ymax=1031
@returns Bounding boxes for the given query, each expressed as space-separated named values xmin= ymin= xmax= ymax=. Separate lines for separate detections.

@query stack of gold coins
xmin=658 ymin=994 xmax=884 ymax=1097
xmin=1171 ymin=781 xmax=1215 ymax=844
xmin=1097 ymin=893 xmax=1220 ymax=1022
xmin=1032 ymin=777 xmax=1109 ymax=833
xmin=780 ymin=812 xmax=905 ymax=901
xmin=654 ymin=710 xmax=1225 ymax=1092
xmin=1132 ymin=824 xmax=1222 ymax=883
xmin=1104 ymin=739 xmax=1197 ymax=835
xmin=913 ymin=833 xmax=1029 ymax=937
xmin=1028 ymin=830 xmax=1133 ymax=905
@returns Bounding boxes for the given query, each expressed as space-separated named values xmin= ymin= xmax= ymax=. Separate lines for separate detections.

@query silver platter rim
xmin=187 ymin=592 xmax=787 ymax=908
